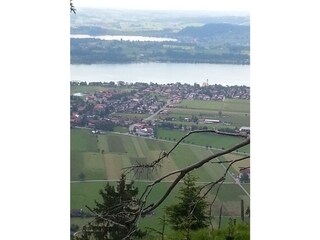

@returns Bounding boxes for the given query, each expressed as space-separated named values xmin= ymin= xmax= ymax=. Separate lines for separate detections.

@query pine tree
xmin=166 ymin=174 xmax=209 ymax=234
xmin=76 ymin=174 xmax=145 ymax=240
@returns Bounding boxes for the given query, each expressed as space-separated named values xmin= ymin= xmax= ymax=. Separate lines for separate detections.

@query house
xmin=239 ymin=167 xmax=250 ymax=183
xmin=239 ymin=126 xmax=250 ymax=134
xmin=204 ymin=119 xmax=220 ymax=124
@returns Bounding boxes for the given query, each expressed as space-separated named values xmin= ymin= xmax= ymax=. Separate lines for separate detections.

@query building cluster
xmin=130 ymin=123 xmax=154 ymax=137
xmin=70 ymin=81 xmax=250 ymax=134
xmin=70 ymin=87 xmax=165 ymax=128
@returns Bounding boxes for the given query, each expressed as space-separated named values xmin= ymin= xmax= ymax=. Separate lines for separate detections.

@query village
xmin=70 ymin=81 xmax=250 ymax=136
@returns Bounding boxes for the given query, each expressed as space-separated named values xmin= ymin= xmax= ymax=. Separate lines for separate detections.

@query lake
xmin=70 ymin=34 xmax=177 ymax=42
xmin=70 ymin=63 xmax=250 ymax=86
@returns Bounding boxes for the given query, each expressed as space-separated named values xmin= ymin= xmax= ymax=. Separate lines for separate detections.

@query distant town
xmin=71 ymin=81 xmax=250 ymax=137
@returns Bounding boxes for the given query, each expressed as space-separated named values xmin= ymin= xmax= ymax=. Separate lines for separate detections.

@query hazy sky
xmin=75 ymin=0 xmax=250 ymax=12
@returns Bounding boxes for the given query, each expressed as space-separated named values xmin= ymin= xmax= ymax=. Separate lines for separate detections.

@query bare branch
xmin=239 ymin=166 xmax=250 ymax=171
xmin=85 ymin=205 xmax=128 ymax=229
xmin=79 ymin=130 xmax=250 ymax=238
xmin=140 ymin=138 xmax=250 ymax=215
xmin=193 ymin=155 xmax=250 ymax=212
xmin=124 ymin=129 xmax=248 ymax=176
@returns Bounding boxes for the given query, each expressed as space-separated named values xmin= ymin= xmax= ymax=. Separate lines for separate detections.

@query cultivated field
xmin=176 ymin=99 xmax=250 ymax=113
xmin=158 ymin=98 xmax=250 ymax=129
xmin=71 ymin=128 xmax=250 ymax=231
xmin=156 ymin=129 xmax=250 ymax=154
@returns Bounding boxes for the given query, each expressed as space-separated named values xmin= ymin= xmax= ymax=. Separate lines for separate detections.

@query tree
xmin=239 ymin=172 xmax=250 ymax=183
xmin=76 ymin=174 xmax=145 ymax=240
xmin=166 ymin=174 xmax=209 ymax=234
xmin=79 ymin=172 xmax=85 ymax=181
xmin=70 ymin=0 xmax=76 ymax=14
xmin=76 ymin=130 xmax=250 ymax=239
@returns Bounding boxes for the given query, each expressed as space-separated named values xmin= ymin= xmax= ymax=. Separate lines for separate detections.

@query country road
xmin=128 ymin=99 xmax=171 ymax=132
xmin=143 ymin=99 xmax=172 ymax=122
xmin=209 ymin=149 xmax=250 ymax=198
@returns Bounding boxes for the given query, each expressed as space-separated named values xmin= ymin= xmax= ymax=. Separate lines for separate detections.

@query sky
xmin=75 ymin=0 xmax=251 ymax=12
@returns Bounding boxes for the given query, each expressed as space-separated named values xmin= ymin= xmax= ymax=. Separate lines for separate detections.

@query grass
xmin=242 ymin=184 xmax=250 ymax=194
xmin=71 ymin=129 xmax=250 ymax=233
xmin=71 ymin=128 xmax=99 ymax=152
xmin=71 ymin=129 xmax=100 ymax=180
xmin=107 ymin=135 xmax=126 ymax=153
xmin=113 ymin=126 xmax=128 ymax=133
xmin=177 ymin=99 xmax=224 ymax=111
xmin=162 ymin=98 xmax=250 ymax=128
xmin=156 ymin=129 xmax=250 ymax=153
xmin=176 ymin=99 xmax=249 ymax=113
xmin=70 ymin=181 xmax=249 ymax=233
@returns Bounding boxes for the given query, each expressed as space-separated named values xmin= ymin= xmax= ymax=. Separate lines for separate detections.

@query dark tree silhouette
xmin=166 ymin=174 xmax=209 ymax=233
xmin=75 ymin=174 xmax=145 ymax=240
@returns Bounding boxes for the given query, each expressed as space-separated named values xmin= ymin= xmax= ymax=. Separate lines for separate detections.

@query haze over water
xmin=70 ymin=63 xmax=250 ymax=86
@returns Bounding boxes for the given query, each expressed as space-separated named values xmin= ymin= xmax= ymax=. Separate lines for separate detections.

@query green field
xmin=176 ymin=99 xmax=250 ymax=113
xmin=113 ymin=126 xmax=129 ymax=133
xmin=156 ymin=129 xmax=250 ymax=153
xmin=159 ymin=99 xmax=250 ymax=129
xmin=71 ymin=180 xmax=249 ymax=232
xmin=71 ymin=128 xmax=250 ymax=231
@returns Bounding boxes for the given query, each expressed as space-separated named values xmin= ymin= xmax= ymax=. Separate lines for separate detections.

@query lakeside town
xmin=70 ymin=81 xmax=250 ymax=137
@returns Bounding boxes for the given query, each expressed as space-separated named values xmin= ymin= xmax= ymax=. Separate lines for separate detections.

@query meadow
xmin=176 ymin=99 xmax=250 ymax=113
xmin=71 ymin=129 xmax=250 ymax=231
xmin=156 ymin=98 xmax=250 ymax=129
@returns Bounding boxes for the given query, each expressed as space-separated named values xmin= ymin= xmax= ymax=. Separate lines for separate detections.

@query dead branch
xmin=85 ymin=205 xmax=128 ymax=229
xmin=79 ymin=129 xmax=250 ymax=239
xmin=140 ymin=138 xmax=250 ymax=215
xmin=123 ymin=129 xmax=248 ymax=175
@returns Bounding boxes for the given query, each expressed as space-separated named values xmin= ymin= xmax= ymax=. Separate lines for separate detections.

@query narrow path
xmin=209 ymin=149 xmax=250 ymax=198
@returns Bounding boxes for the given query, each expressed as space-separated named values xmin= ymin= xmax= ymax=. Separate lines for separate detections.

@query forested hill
xmin=71 ymin=22 xmax=250 ymax=64
xmin=176 ymin=23 xmax=249 ymax=45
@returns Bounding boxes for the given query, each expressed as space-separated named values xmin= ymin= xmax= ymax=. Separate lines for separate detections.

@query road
xmin=209 ymin=149 xmax=250 ymax=198
xmin=143 ymin=99 xmax=172 ymax=122
xmin=129 ymin=99 xmax=172 ymax=132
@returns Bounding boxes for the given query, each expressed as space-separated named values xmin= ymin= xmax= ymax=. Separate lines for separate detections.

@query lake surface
xmin=70 ymin=34 xmax=177 ymax=42
xmin=70 ymin=63 xmax=250 ymax=86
